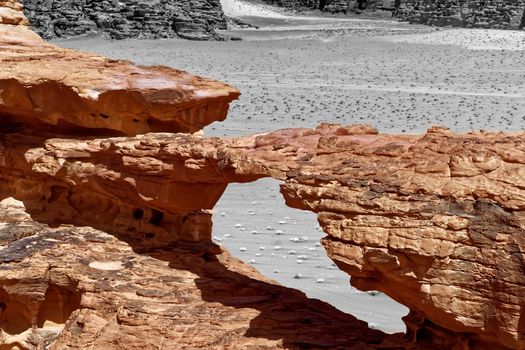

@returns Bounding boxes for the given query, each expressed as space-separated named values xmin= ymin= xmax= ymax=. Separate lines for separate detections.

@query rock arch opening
xmin=213 ymin=178 xmax=408 ymax=334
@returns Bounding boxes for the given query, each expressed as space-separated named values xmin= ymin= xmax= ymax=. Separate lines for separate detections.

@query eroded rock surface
xmin=246 ymin=124 xmax=525 ymax=350
xmin=1 ymin=1 xmax=525 ymax=350
xmin=396 ymin=0 xmax=525 ymax=29
xmin=0 ymin=199 xmax=386 ymax=350
xmin=0 ymin=0 xmax=239 ymax=136
xmin=19 ymin=0 xmax=228 ymax=40
xmin=2 ymin=123 xmax=525 ymax=349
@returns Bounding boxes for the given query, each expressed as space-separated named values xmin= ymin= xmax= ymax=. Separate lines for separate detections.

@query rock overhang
xmin=1 ymin=1 xmax=525 ymax=349
xmin=0 ymin=2 xmax=240 ymax=136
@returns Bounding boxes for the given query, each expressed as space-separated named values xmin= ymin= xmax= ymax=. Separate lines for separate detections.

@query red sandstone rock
xmin=0 ymin=1 xmax=239 ymax=136
xmin=0 ymin=199 xmax=386 ymax=350
xmin=1 ymin=1 xmax=524 ymax=349
xmin=1 ymin=125 xmax=525 ymax=349
xmin=242 ymin=124 xmax=525 ymax=350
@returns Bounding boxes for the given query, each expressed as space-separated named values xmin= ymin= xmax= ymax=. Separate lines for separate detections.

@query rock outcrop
xmin=395 ymin=0 xmax=525 ymax=29
xmin=242 ymin=124 xmax=525 ymax=350
xmin=2 ymin=122 xmax=525 ymax=349
xmin=0 ymin=2 xmax=239 ymax=136
xmin=1 ymin=1 xmax=525 ymax=350
xmin=0 ymin=198 xmax=388 ymax=349
xmin=19 ymin=0 xmax=228 ymax=40
xmin=259 ymin=0 xmax=373 ymax=13
xmin=262 ymin=0 xmax=525 ymax=28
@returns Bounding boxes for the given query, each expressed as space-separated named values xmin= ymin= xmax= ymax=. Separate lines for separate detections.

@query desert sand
xmin=55 ymin=0 xmax=525 ymax=334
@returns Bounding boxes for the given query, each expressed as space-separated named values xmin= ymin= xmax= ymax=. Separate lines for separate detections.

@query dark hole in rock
xmin=100 ymin=114 xmax=110 ymax=119
xmin=145 ymin=232 xmax=155 ymax=239
xmin=150 ymin=209 xmax=164 ymax=225
xmin=49 ymin=185 xmax=66 ymax=203
xmin=0 ymin=289 xmax=32 ymax=334
xmin=133 ymin=208 xmax=144 ymax=220
xmin=37 ymin=284 xmax=82 ymax=327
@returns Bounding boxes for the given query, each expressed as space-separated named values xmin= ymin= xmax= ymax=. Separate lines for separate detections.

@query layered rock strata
xmin=1 ymin=124 xmax=525 ymax=349
xmin=260 ymin=0 xmax=374 ymax=13
xmin=19 ymin=0 xmax=228 ymax=40
xmin=0 ymin=198 xmax=386 ymax=349
xmin=0 ymin=2 xmax=239 ymax=136
xmin=245 ymin=124 xmax=525 ymax=350
xmin=263 ymin=0 xmax=525 ymax=28
xmin=1 ymin=1 xmax=525 ymax=350
xmin=396 ymin=0 xmax=525 ymax=29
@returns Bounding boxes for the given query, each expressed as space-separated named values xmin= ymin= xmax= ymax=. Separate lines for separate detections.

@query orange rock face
xmin=0 ymin=0 xmax=28 ymax=26
xmin=0 ymin=199 xmax=386 ymax=350
xmin=1 ymin=1 xmax=525 ymax=350
xmin=0 ymin=1 xmax=239 ymax=136
xmin=2 ymin=124 xmax=524 ymax=349
xmin=243 ymin=124 xmax=525 ymax=350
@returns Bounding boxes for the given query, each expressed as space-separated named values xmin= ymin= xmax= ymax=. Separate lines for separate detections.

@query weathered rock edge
xmin=1 ymin=124 xmax=525 ymax=349
xmin=0 ymin=0 xmax=240 ymax=136
xmin=18 ymin=0 xmax=228 ymax=40
xmin=0 ymin=198 xmax=388 ymax=349
xmin=1 ymin=1 xmax=524 ymax=349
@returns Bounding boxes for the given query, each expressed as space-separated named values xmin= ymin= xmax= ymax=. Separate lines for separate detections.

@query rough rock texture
xmin=2 ymin=123 xmax=525 ymax=349
xmin=0 ymin=2 xmax=239 ymax=136
xmin=0 ymin=132 xmax=263 ymax=251
xmin=19 ymin=0 xmax=228 ymax=40
xmin=2 ymin=1 xmax=525 ymax=350
xmin=0 ymin=199 xmax=387 ymax=350
xmin=260 ymin=0 xmax=379 ymax=13
xmin=395 ymin=0 xmax=525 ymax=29
xmin=0 ymin=0 xmax=28 ymax=25
xmin=263 ymin=0 xmax=525 ymax=27
xmin=243 ymin=124 xmax=525 ymax=350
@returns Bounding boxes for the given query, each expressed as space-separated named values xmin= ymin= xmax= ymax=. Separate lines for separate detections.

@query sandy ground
xmin=55 ymin=0 xmax=525 ymax=335
xmin=386 ymin=28 xmax=525 ymax=51
xmin=221 ymin=0 xmax=289 ymax=18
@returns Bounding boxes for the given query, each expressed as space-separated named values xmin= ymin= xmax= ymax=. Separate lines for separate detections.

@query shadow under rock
xmin=150 ymin=247 xmax=388 ymax=350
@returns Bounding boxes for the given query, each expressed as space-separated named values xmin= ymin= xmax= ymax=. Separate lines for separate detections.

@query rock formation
xmin=245 ymin=124 xmax=525 ymax=350
xmin=0 ymin=4 xmax=239 ymax=136
xmin=396 ymin=0 xmax=525 ymax=29
xmin=262 ymin=0 xmax=525 ymax=28
xmin=19 ymin=0 xmax=228 ymax=40
xmin=1 ymin=1 xmax=525 ymax=350
xmin=259 ymin=0 xmax=374 ymax=13
xmin=0 ymin=198 xmax=389 ymax=349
